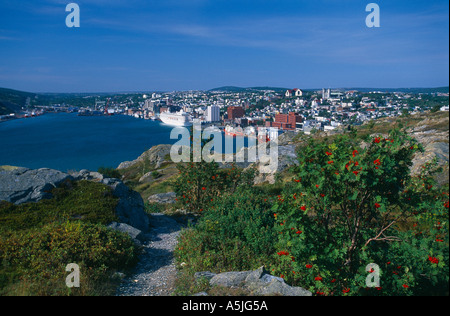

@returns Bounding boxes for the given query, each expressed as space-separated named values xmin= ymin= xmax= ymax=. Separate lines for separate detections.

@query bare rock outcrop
xmin=0 ymin=167 xmax=150 ymax=232
xmin=0 ymin=167 xmax=73 ymax=204
xmin=117 ymin=144 xmax=172 ymax=170
xmin=195 ymin=266 xmax=312 ymax=296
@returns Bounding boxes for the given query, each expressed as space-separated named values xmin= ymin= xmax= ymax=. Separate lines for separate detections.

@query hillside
xmin=0 ymin=87 xmax=39 ymax=115
xmin=117 ymin=110 xmax=449 ymax=208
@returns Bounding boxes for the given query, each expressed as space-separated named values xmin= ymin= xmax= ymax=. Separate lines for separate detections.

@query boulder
xmin=148 ymin=192 xmax=177 ymax=204
xmin=244 ymin=267 xmax=312 ymax=296
xmin=0 ymin=167 xmax=73 ymax=204
xmin=104 ymin=179 xmax=150 ymax=232
xmin=202 ymin=266 xmax=312 ymax=296
xmin=70 ymin=170 xmax=104 ymax=182
xmin=209 ymin=271 xmax=251 ymax=288
xmin=108 ymin=222 xmax=145 ymax=246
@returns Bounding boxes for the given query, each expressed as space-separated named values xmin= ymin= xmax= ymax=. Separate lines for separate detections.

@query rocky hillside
xmin=116 ymin=110 xmax=448 ymax=204
xmin=358 ymin=111 xmax=449 ymax=185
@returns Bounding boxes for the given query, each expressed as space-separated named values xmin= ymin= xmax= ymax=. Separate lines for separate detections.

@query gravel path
xmin=116 ymin=213 xmax=181 ymax=296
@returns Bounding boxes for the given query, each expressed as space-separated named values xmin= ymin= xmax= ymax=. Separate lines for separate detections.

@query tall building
xmin=206 ymin=105 xmax=220 ymax=122
xmin=322 ymin=88 xmax=331 ymax=100
xmin=227 ymin=106 xmax=245 ymax=120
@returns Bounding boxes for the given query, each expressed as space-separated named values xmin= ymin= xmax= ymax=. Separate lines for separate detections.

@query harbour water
xmin=0 ymin=113 xmax=248 ymax=172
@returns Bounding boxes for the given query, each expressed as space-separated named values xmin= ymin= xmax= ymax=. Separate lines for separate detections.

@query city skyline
xmin=0 ymin=0 xmax=449 ymax=93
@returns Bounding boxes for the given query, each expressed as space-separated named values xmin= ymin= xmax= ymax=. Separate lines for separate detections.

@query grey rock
xmin=139 ymin=171 xmax=156 ymax=183
xmin=205 ymin=266 xmax=312 ymax=296
xmin=252 ymin=279 xmax=312 ymax=296
xmin=70 ymin=170 xmax=104 ymax=182
xmin=111 ymin=182 xmax=150 ymax=232
xmin=278 ymin=131 xmax=297 ymax=146
xmin=148 ymin=192 xmax=177 ymax=204
xmin=245 ymin=266 xmax=283 ymax=284
xmin=193 ymin=292 xmax=209 ymax=296
xmin=0 ymin=167 xmax=73 ymax=204
xmin=108 ymin=222 xmax=145 ymax=243
xmin=117 ymin=144 xmax=172 ymax=170
xmin=244 ymin=266 xmax=311 ymax=296
xmin=194 ymin=271 xmax=217 ymax=281
xmin=209 ymin=271 xmax=252 ymax=288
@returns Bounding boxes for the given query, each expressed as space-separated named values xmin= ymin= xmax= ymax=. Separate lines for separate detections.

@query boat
xmin=160 ymin=111 xmax=193 ymax=127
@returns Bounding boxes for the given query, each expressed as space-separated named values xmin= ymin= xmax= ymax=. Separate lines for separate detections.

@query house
xmin=285 ymin=89 xmax=303 ymax=98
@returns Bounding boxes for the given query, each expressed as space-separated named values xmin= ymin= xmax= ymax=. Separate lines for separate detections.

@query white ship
xmin=159 ymin=110 xmax=193 ymax=127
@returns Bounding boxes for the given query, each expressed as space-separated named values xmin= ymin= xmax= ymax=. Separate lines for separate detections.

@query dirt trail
xmin=116 ymin=213 xmax=181 ymax=296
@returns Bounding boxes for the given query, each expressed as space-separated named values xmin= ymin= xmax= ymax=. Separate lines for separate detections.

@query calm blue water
xmin=0 ymin=113 xmax=247 ymax=172
xmin=0 ymin=113 xmax=178 ymax=172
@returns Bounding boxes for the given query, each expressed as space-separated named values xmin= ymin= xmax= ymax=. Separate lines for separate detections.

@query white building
xmin=286 ymin=89 xmax=303 ymax=98
xmin=206 ymin=105 xmax=220 ymax=122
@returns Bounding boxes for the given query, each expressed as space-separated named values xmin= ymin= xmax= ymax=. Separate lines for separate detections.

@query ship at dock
xmin=159 ymin=110 xmax=193 ymax=127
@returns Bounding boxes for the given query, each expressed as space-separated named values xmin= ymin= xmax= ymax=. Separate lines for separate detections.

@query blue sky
xmin=0 ymin=0 xmax=448 ymax=93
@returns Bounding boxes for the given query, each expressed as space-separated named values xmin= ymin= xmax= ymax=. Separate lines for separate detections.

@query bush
xmin=0 ymin=180 xmax=138 ymax=296
xmin=271 ymin=128 xmax=449 ymax=296
xmin=0 ymin=221 xmax=138 ymax=296
xmin=173 ymin=160 xmax=256 ymax=214
xmin=175 ymin=188 xmax=276 ymax=274
xmin=98 ymin=166 xmax=122 ymax=180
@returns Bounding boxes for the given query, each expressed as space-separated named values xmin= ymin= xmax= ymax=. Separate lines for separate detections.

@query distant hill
xmin=336 ymin=87 xmax=449 ymax=94
xmin=209 ymin=86 xmax=449 ymax=94
xmin=0 ymin=87 xmax=39 ymax=115
xmin=209 ymin=86 xmax=289 ymax=93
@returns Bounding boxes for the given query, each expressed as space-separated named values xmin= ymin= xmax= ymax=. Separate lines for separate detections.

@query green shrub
xmin=0 ymin=221 xmax=138 ymax=296
xmin=271 ymin=128 xmax=449 ymax=296
xmin=98 ymin=166 xmax=122 ymax=180
xmin=173 ymin=161 xmax=256 ymax=214
xmin=175 ymin=189 xmax=276 ymax=274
